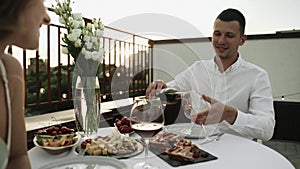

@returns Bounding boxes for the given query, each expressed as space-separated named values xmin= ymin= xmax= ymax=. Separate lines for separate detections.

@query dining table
xmin=28 ymin=126 xmax=296 ymax=169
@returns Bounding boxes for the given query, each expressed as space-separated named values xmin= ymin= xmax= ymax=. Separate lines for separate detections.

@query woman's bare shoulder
xmin=1 ymin=54 xmax=22 ymax=66
xmin=1 ymin=54 xmax=23 ymax=77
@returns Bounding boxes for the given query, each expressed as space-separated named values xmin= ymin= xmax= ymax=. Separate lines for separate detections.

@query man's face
xmin=212 ymin=19 xmax=246 ymax=59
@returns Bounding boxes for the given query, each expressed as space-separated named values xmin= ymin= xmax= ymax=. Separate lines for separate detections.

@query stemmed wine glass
xmin=181 ymin=90 xmax=214 ymax=144
xmin=130 ymin=96 xmax=165 ymax=169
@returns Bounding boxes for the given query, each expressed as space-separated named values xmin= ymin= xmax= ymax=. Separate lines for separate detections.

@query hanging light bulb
xmin=281 ymin=96 xmax=285 ymax=101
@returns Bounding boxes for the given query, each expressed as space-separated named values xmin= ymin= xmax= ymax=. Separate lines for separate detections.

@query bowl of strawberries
xmin=114 ymin=116 xmax=134 ymax=135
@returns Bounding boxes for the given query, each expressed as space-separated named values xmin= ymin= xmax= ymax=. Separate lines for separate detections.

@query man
xmin=146 ymin=8 xmax=275 ymax=141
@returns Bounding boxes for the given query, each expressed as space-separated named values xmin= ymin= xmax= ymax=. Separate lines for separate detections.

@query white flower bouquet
xmin=53 ymin=0 xmax=104 ymax=136
xmin=53 ymin=0 xmax=104 ymax=76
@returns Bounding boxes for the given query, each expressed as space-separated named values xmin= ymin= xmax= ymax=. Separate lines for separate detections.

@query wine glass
xmin=181 ymin=90 xmax=214 ymax=144
xmin=130 ymin=96 xmax=165 ymax=169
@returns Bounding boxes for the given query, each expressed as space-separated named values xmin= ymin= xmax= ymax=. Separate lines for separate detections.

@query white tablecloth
xmin=28 ymin=127 xmax=295 ymax=169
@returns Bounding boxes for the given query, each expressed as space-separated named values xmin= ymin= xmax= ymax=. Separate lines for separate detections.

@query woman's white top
xmin=0 ymin=59 xmax=11 ymax=169
xmin=0 ymin=138 xmax=9 ymax=169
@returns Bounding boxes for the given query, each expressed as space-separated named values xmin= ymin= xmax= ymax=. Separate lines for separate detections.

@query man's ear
xmin=239 ymin=34 xmax=247 ymax=46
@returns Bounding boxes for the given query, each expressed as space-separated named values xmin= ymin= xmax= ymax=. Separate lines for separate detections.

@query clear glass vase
xmin=73 ymin=75 xmax=101 ymax=138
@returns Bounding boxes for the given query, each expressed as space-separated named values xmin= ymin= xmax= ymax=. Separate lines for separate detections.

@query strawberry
xmin=193 ymin=153 xmax=200 ymax=158
xmin=121 ymin=116 xmax=130 ymax=125
xmin=116 ymin=120 xmax=122 ymax=127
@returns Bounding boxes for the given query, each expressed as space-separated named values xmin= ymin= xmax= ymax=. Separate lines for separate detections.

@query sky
xmin=11 ymin=0 xmax=300 ymax=68
xmin=45 ymin=0 xmax=300 ymax=40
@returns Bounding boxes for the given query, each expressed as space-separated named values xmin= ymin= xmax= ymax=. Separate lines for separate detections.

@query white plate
xmin=76 ymin=138 xmax=144 ymax=159
xmin=33 ymin=134 xmax=81 ymax=154
xmin=165 ymin=123 xmax=219 ymax=139
xmin=38 ymin=156 xmax=130 ymax=169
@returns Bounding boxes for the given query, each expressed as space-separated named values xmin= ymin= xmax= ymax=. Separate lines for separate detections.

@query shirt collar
xmin=225 ymin=56 xmax=243 ymax=73
xmin=212 ymin=54 xmax=243 ymax=73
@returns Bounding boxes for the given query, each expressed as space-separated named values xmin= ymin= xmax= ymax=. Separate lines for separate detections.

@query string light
xmin=39 ymin=88 xmax=45 ymax=94
xmin=274 ymin=92 xmax=300 ymax=101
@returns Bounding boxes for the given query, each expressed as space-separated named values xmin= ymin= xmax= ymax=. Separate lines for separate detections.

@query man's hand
xmin=193 ymin=94 xmax=238 ymax=125
xmin=146 ymin=80 xmax=167 ymax=98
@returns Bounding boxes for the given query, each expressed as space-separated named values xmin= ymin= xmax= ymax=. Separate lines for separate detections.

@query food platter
xmin=33 ymin=134 xmax=80 ymax=154
xmin=149 ymin=132 xmax=218 ymax=167
xmin=165 ymin=123 xmax=219 ymax=139
xmin=75 ymin=133 xmax=144 ymax=159
xmin=75 ymin=140 xmax=143 ymax=159
xmin=38 ymin=156 xmax=131 ymax=169
xmin=151 ymin=145 xmax=218 ymax=167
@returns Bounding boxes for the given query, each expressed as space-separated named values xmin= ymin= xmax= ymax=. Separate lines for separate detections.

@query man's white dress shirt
xmin=167 ymin=56 xmax=275 ymax=141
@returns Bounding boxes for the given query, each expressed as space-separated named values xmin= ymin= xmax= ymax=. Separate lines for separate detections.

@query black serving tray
xmin=150 ymin=147 xmax=218 ymax=167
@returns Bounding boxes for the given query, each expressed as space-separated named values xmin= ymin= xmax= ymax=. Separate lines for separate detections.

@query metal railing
xmin=7 ymin=15 xmax=153 ymax=117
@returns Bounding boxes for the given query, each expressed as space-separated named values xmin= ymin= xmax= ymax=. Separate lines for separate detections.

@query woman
xmin=0 ymin=0 xmax=50 ymax=168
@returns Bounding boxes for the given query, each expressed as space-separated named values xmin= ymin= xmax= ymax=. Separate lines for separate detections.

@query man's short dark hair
xmin=216 ymin=8 xmax=246 ymax=35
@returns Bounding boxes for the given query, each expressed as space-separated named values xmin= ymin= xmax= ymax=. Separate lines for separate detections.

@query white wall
xmin=241 ymin=38 xmax=300 ymax=102
xmin=152 ymin=40 xmax=214 ymax=81
xmin=153 ymin=38 xmax=300 ymax=102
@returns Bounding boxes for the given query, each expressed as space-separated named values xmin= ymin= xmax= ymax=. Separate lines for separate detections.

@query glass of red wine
xmin=130 ymin=96 xmax=165 ymax=169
